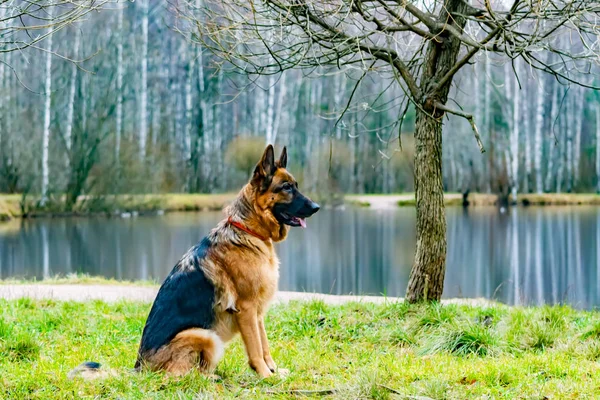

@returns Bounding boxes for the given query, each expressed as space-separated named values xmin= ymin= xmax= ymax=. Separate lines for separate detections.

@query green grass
xmin=2 ymin=300 xmax=600 ymax=398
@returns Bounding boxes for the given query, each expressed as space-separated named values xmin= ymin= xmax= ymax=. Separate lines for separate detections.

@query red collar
xmin=227 ymin=216 xmax=268 ymax=241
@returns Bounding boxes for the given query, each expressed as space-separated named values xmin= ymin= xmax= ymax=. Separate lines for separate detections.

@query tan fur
xmin=139 ymin=146 xmax=303 ymax=378
xmin=143 ymin=329 xmax=224 ymax=376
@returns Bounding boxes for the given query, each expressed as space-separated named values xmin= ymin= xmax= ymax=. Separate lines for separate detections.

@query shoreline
xmin=2 ymin=192 xmax=600 ymax=221
xmin=0 ymin=282 xmax=493 ymax=306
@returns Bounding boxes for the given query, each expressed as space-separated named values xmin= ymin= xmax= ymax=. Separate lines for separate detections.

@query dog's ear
xmin=252 ymin=144 xmax=276 ymax=190
xmin=276 ymin=146 xmax=287 ymax=169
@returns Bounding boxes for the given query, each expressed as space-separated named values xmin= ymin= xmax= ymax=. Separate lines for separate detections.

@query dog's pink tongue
xmin=299 ymin=218 xmax=307 ymax=228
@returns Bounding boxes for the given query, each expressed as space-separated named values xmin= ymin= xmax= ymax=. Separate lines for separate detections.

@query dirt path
xmin=0 ymin=284 xmax=491 ymax=306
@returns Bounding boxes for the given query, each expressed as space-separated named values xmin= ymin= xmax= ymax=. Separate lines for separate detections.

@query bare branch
xmin=434 ymin=101 xmax=485 ymax=153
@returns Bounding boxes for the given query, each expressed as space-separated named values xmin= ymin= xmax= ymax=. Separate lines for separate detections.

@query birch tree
xmin=265 ymin=74 xmax=277 ymax=144
xmin=65 ymin=28 xmax=81 ymax=169
xmin=523 ymin=81 xmax=531 ymax=193
xmin=566 ymin=93 xmax=574 ymax=192
xmin=139 ymin=0 xmax=149 ymax=161
xmin=511 ymin=62 xmax=520 ymax=201
xmin=596 ymin=104 xmax=600 ymax=193
xmin=272 ymin=72 xmax=287 ymax=144
xmin=533 ymin=69 xmax=546 ymax=193
xmin=41 ymin=9 xmax=54 ymax=204
xmin=573 ymin=86 xmax=585 ymax=188
xmin=184 ymin=44 xmax=196 ymax=162
xmin=545 ymin=80 xmax=560 ymax=192
xmin=115 ymin=2 xmax=125 ymax=165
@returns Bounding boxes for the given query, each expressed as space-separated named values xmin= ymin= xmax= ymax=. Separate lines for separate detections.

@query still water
xmin=1 ymin=207 xmax=599 ymax=307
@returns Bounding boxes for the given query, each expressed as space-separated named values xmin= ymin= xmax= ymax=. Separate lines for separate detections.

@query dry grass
xmin=0 ymin=194 xmax=22 ymax=220
xmin=3 ymin=192 xmax=600 ymax=221
xmin=346 ymin=193 xmax=600 ymax=208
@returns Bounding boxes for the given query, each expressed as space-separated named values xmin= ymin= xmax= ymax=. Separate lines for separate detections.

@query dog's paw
xmin=264 ymin=356 xmax=277 ymax=372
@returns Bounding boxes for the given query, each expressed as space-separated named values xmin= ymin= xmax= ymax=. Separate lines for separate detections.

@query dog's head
xmin=251 ymin=145 xmax=320 ymax=228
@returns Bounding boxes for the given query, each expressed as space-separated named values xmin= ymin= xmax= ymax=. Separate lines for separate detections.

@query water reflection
xmin=0 ymin=207 xmax=598 ymax=307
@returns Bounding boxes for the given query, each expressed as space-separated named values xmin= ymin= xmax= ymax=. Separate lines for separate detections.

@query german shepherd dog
xmin=70 ymin=145 xmax=319 ymax=379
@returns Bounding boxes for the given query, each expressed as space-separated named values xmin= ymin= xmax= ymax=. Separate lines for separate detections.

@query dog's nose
xmin=309 ymin=202 xmax=320 ymax=215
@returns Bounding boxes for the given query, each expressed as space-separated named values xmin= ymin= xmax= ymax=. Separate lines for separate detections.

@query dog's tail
xmin=68 ymin=361 xmax=119 ymax=380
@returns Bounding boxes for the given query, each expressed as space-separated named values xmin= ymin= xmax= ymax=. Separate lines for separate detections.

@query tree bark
xmin=406 ymin=0 xmax=467 ymax=302
xmin=406 ymin=109 xmax=447 ymax=302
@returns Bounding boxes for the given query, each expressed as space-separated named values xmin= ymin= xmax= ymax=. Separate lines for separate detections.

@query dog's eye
xmin=282 ymin=183 xmax=293 ymax=192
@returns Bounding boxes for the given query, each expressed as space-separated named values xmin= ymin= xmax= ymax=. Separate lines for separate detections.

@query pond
xmin=0 ymin=207 xmax=599 ymax=308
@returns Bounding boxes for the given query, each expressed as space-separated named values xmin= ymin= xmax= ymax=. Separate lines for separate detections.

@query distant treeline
xmin=0 ymin=0 xmax=598 ymax=205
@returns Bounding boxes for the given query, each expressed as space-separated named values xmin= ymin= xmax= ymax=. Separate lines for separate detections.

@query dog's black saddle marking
xmin=136 ymin=237 xmax=216 ymax=361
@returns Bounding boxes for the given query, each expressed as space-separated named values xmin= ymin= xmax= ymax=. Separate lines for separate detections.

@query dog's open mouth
xmin=280 ymin=213 xmax=307 ymax=228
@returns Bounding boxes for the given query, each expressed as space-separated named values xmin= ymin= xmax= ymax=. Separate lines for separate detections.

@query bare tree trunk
xmin=116 ymin=2 xmax=124 ymax=165
xmin=556 ymin=99 xmax=566 ymax=193
xmin=510 ymin=61 xmax=520 ymax=201
xmin=566 ymin=92 xmax=574 ymax=192
xmin=573 ymin=86 xmax=584 ymax=189
xmin=65 ymin=28 xmax=81 ymax=169
xmin=475 ymin=62 xmax=483 ymax=190
xmin=213 ymin=68 xmax=224 ymax=190
xmin=334 ymin=72 xmax=345 ymax=140
xmin=545 ymin=80 xmax=559 ymax=192
xmin=41 ymin=11 xmax=54 ymax=203
xmin=265 ymin=74 xmax=276 ymax=144
xmin=406 ymin=0 xmax=468 ymax=302
xmin=0 ymin=6 xmax=5 ymax=154
xmin=523 ymin=84 xmax=531 ymax=193
xmin=185 ymin=44 xmax=196 ymax=161
xmin=504 ymin=63 xmax=514 ymax=193
xmin=271 ymin=72 xmax=287 ymax=145
xmin=534 ymin=72 xmax=545 ymax=193
xmin=406 ymin=108 xmax=447 ymax=302
xmin=596 ymin=104 xmax=600 ymax=193
xmin=139 ymin=0 xmax=149 ymax=161
xmin=484 ymin=55 xmax=492 ymax=193
xmin=197 ymin=39 xmax=210 ymax=190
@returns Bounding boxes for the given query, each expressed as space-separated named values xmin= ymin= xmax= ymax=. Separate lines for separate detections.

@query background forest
xmin=0 ymin=0 xmax=598 ymax=202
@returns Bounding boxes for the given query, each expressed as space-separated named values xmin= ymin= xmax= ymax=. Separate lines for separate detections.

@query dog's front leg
xmin=258 ymin=316 xmax=276 ymax=372
xmin=236 ymin=302 xmax=272 ymax=378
